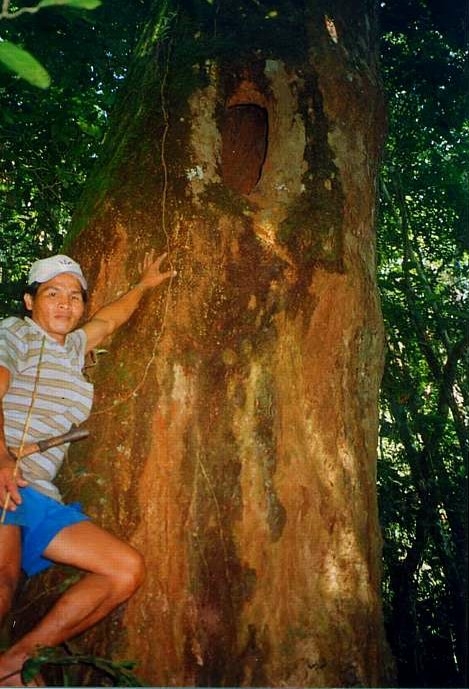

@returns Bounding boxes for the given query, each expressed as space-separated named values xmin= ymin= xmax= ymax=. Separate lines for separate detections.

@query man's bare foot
xmin=0 ymin=648 xmax=47 ymax=688
xmin=0 ymin=667 xmax=23 ymax=687
xmin=0 ymin=667 xmax=44 ymax=688
xmin=0 ymin=650 xmax=43 ymax=688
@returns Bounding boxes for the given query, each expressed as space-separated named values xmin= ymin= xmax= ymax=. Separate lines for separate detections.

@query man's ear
xmin=24 ymin=293 xmax=33 ymax=311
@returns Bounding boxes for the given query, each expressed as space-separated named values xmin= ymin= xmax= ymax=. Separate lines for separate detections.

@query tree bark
xmin=15 ymin=1 xmax=393 ymax=685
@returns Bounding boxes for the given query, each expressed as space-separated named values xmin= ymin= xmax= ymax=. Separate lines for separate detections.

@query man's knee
xmin=110 ymin=547 xmax=145 ymax=602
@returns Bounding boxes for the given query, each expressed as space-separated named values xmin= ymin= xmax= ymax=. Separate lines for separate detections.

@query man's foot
xmin=0 ymin=667 xmax=44 ymax=687
xmin=0 ymin=650 xmax=44 ymax=687
xmin=0 ymin=648 xmax=47 ymax=688
xmin=0 ymin=667 xmax=23 ymax=687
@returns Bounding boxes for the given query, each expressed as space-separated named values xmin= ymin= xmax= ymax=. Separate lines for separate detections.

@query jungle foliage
xmin=0 ymin=0 xmax=467 ymax=686
xmin=377 ymin=1 xmax=468 ymax=685
xmin=0 ymin=0 xmax=150 ymax=311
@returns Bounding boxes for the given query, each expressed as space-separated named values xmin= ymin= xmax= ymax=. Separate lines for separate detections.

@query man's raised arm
xmin=82 ymin=252 xmax=175 ymax=354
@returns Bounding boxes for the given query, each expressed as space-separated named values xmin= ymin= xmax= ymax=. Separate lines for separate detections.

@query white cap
xmin=28 ymin=254 xmax=87 ymax=290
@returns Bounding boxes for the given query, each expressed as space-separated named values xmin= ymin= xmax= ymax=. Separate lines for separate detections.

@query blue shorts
xmin=2 ymin=486 xmax=89 ymax=576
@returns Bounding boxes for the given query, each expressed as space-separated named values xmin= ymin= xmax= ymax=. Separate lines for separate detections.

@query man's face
xmin=24 ymin=273 xmax=85 ymax=344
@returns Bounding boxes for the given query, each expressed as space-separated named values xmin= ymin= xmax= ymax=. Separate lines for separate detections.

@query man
xmin=0 ymin=251 xmax=175 ymax=687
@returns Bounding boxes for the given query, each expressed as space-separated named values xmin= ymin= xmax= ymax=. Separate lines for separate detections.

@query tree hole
xmin=221 ymin=104 xmax=268 ymax=195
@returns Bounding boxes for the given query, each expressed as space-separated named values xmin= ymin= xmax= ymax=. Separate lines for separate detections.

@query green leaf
xmin=0 ymin=41 xmax=51 ymax=89
xmin=21 ymin=657 xmax=46 ymax=684
xmin=77 ymin=118 xmax=102 ymax=138
xmin=37 ymin=0 xmax=102 ymax=8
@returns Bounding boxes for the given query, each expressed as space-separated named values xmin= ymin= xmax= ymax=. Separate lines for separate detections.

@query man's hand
xmin=83 ymin=250 xmax=177 ymax=353
xmin=135 ymin=251 xmax=177 ymax=291
xmin=0 ymin=447 xmax=27 ymax=511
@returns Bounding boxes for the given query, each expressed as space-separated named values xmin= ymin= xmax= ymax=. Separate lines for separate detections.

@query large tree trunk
xmin=16 ymin=1 xmax=393 ymax=685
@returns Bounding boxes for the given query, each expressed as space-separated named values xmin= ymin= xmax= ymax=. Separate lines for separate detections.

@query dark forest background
xmin=0 ymin=0 xmax=467 ymax=686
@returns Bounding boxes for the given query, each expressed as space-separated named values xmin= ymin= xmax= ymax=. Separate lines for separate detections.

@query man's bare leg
xmin=0 ymin=521 xmax=145 ymax=686
xmin=0 ymin=525 xmax=21 ymax=621
xmin=0 ymin=525 xmax=22 ymax=686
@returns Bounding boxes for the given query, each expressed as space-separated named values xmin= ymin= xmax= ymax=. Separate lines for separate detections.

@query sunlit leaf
xmin=37 ymin=0 xmax=101 ymax=9
xmin=77 ymin=118 xmax=102 ymax=138
xmin=0 ymin=41 xmax=51 ymax=89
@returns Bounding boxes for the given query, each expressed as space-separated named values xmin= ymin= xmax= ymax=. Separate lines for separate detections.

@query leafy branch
xmin=0 ymin=0 xmax=100 ymax=20
xmin=0 ymin=0 xmax=101 ymax=88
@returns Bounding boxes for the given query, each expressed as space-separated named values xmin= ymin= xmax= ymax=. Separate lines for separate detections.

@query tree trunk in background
xmin=15 ymin=1 xmax=393 ymax=685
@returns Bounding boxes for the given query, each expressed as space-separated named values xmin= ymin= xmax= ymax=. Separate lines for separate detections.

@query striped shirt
xmin=0 ymin=317 xmax=93 ymax=502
